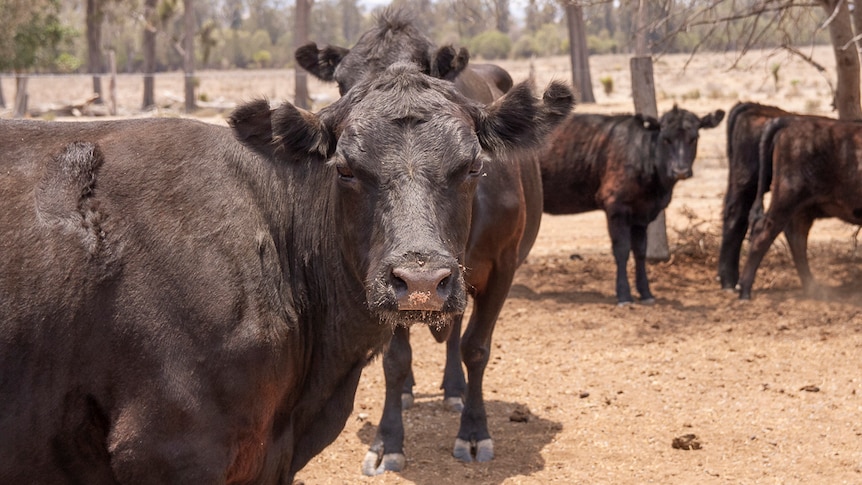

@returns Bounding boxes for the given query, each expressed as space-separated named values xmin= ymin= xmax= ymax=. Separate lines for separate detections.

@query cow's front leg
xmin=363 ymin=325 xmax=411 ymax=475
xmin=607 ymin=214 xmax=634 ymax=304
xmin=440 ymin=315 xmax=466 ymax=412
xmin=631 ymin=224 xmax=655 ymax=303
xmin=453 ymin=261 xmax=515 ymax=463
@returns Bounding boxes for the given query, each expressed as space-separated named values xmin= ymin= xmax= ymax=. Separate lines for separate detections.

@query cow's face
xmin=230 ymin=63 xmax=574 ymax=329
xmin=657 ymin=106 xmax=725 ymax=181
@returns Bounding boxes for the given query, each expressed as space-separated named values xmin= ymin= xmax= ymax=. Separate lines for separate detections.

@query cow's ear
xmin=635 ymin=114 xmax=660 ymax=130
xmin=295 ymin=42 xmax=350 ymax=82
xmin=475 ymin=80 xmax=574 ymax=153
xmin=230 ymin=99 xmax=333 ymax=160
xmin=431 ymin=46 xmax=469 ymax=81
xmin=699 ymin=109 xmax=726 ymax=129
xmin=270 ymin=102 xmax=333 ymax=159
xmin=230 ymin=99 xmax=276 ymax=158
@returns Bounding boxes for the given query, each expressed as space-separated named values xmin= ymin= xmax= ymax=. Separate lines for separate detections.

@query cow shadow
xmin=356 ymin=397 xmax=561 ymax=484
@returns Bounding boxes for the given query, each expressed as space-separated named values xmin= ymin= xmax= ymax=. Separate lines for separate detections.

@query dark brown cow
xmin=295 ymin=8 xmax=571 ymax=474
xmin=738 ymin=115 xmax=862 ymax=299
xmin=0 ymin=63 xmax=572 ymax=483
xmin=541 ymin=107 xmax=724 ymax=305
xmin=718 ymin=102 xmax=792 ymax=289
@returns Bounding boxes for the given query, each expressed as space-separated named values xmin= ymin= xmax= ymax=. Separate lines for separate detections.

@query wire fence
xmin=0 ymin=69 xmax=341 ymax=119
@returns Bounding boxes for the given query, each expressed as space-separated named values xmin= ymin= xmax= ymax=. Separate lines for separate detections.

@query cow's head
xmin=655 ymin=105 xmax=725 ymax=181
xmin=230 ymin=63 xmax=573 ymax=328
xmin=295 ymin=7 xmax=468 ymax=96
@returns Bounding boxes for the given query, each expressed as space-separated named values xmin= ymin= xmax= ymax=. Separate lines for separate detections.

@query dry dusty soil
xmin=6 ymin=46 xmax=861 ymax=484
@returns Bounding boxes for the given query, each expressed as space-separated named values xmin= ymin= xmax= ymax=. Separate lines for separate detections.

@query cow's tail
xmin=725 ymin=102 xmax=753 ymax=164
xmin=751 ymin=116 xmax=791 ymax=227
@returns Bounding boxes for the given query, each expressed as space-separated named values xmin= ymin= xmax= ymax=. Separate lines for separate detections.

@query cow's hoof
xmin=475 ymin=439 xmax=494 ymax=462
xmin=443 ymin=396 xmax=464 ymax=412
xmin=362 ymin=451 xmax=405 ymax=476
xmin=616 ymin=300 xmax=634 ymax=307
xmin=401 ymin=392 xmax=414 ymax=410
xmin=639 ymin=297 xmax=656 ymax=305
xmin=452 ymin=438 xmax=494 ymax=462
xmin=453 ymin=438 xmax=473 ymax=462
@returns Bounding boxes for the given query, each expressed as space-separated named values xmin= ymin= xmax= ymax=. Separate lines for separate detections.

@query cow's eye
xmin=468 ymin=157 xmax=484 ymax=176
xmin=336 ymin=163 xmax=354 ymax=180
xmin=663 ymin=137 xmax=673 ymax=145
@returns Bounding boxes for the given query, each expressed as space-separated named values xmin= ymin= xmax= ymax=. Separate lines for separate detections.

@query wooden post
xmin=183 ymin=0 xmax=196 ymax=114
xmin=108 ymin=50 xmax=117 ymax=116
xmin=14 ymin=74 xmax=28 ymax=118
xmin=630 ymin=0 xmax=669 ymax=261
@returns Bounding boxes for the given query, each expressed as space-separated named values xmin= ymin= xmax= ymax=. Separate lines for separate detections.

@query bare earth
xmin=6 ymin=47 xmax=861 ymax=484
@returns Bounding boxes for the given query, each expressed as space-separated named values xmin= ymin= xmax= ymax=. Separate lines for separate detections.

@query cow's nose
xmin=391 ymin=266 xmax=453 ymax=311
xmin=674 ymin=169 xmax=692 ymax=181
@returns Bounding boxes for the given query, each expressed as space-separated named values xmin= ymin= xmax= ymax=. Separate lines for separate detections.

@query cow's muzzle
xmin=391 ymin=265 xmax=455 ymax=311
xmin=673 ymin=169 xmax=693 ymax=181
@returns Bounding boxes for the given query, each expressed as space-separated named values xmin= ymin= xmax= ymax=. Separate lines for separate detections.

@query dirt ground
xmin=6 ymin=46 xmax=861 ymax=484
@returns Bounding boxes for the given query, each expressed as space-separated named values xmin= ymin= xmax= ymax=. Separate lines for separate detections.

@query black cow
xmin=0 ymin=63 xmax=571 ymax=483
xmin=718 ymin=102 xmax=792 ymax=289
xmin=738 ymin=115 xmax=862 ymax=299
xmin=295 ymin=8 xmax=571 ymax=474
xmin=541 ymin=107 xmax=725 ymax=305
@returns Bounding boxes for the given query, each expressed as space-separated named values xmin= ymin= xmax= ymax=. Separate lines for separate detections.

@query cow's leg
xmin=452 ymin=262 xmax=516 ymax=463
xmin=363 ymin=325 xmax=411 ymax=475
xmin=738 ymin=198 xmax=797 ymax=300
xmin=631 ymin=224 xmax=655 ymax=303
xmin=400 ymin=368 xmax=416 ymax=409
xmin=718 ymin=180 xmax=758 ymax=289
xmin=607 ymin=214 xmax=634 ymax=304
xmin=784 ymin=209 xmax=821 ymax=296
xmin=440 ymin=315 xmax=466 ymax=412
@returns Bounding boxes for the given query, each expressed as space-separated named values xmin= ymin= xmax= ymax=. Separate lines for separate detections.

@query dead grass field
xmin=6 ymin=46 xmax=861 ymax=484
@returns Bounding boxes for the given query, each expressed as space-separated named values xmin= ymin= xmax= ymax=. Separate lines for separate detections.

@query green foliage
xmin=55 ymin=53 xmax=82 ymax=73
xmin=0 ymin=0 xmax=73 ymax=72
xmin=535 ymin=24 xmax=563 ymax=56
xmin=252 ymin=50 xmax=272 ymax=68
xmin=587 ymin=29 xmax=617 ymax=55
xmin=512 ymin=35 xmax=539 ymax=59
xmin=599 ymin=75 xmax=613 ymax=95
xmin=468 ymin=30 xmax=512 ymax=60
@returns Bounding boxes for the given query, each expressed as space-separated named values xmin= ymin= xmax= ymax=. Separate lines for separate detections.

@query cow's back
xmin=541 ymin=114 xmax=636 ymax=215
xmin=0 ymin=119 xmax=296 ymax=482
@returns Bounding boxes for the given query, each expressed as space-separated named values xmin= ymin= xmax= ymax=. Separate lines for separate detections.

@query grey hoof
xmin=639 ymin=297 xmax=656 ymax=305
xmin=453 ymin=438 xmax=473 ymax=462
xmin=362 ymin=451 xmax=406 ymax=476
xmin=443 ymin=396 xmax=463 ymax=412
xmin=616 ymin=300 xmax=633 ymax=307
xmin=401 ymin=392 xmax=414 ymax=410
xmin=452 ymin=438 xmax=494 ymax=463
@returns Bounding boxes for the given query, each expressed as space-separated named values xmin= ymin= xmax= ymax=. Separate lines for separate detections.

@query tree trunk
xmin=630 ymin=0 xmax=669 ymax=261
xmin=565 ymin=3 xmax=595 ymax=103
xmin=294 ymin=0 xmax=313 ymax=110
xmin=821 ymin=0 xmax=862 ymax=120
xmin=142 ymin=0 xmax=157 ymax=110
xmin=494 ymin=0 xmax=509 ymax=33
xmin=87 ymin=0 xmax=105 ymax=104
xmin=14 ymin=74 xmax=28 ymax=118
xmin=183 ymin=0 xmax=196 ymax=113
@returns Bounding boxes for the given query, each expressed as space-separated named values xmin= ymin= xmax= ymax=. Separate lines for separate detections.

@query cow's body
xmin=541 ymin=108 xmax=724 ymax=304
xmin=738 ymin=116 xmax=862 ymax=299
xmin=295 ymin=8 xmax=570 ymax=473
xmin=0 ymin=63 xmax=571 ymax=483
xmin=718 ymin=102 xmax=792 ymax=289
